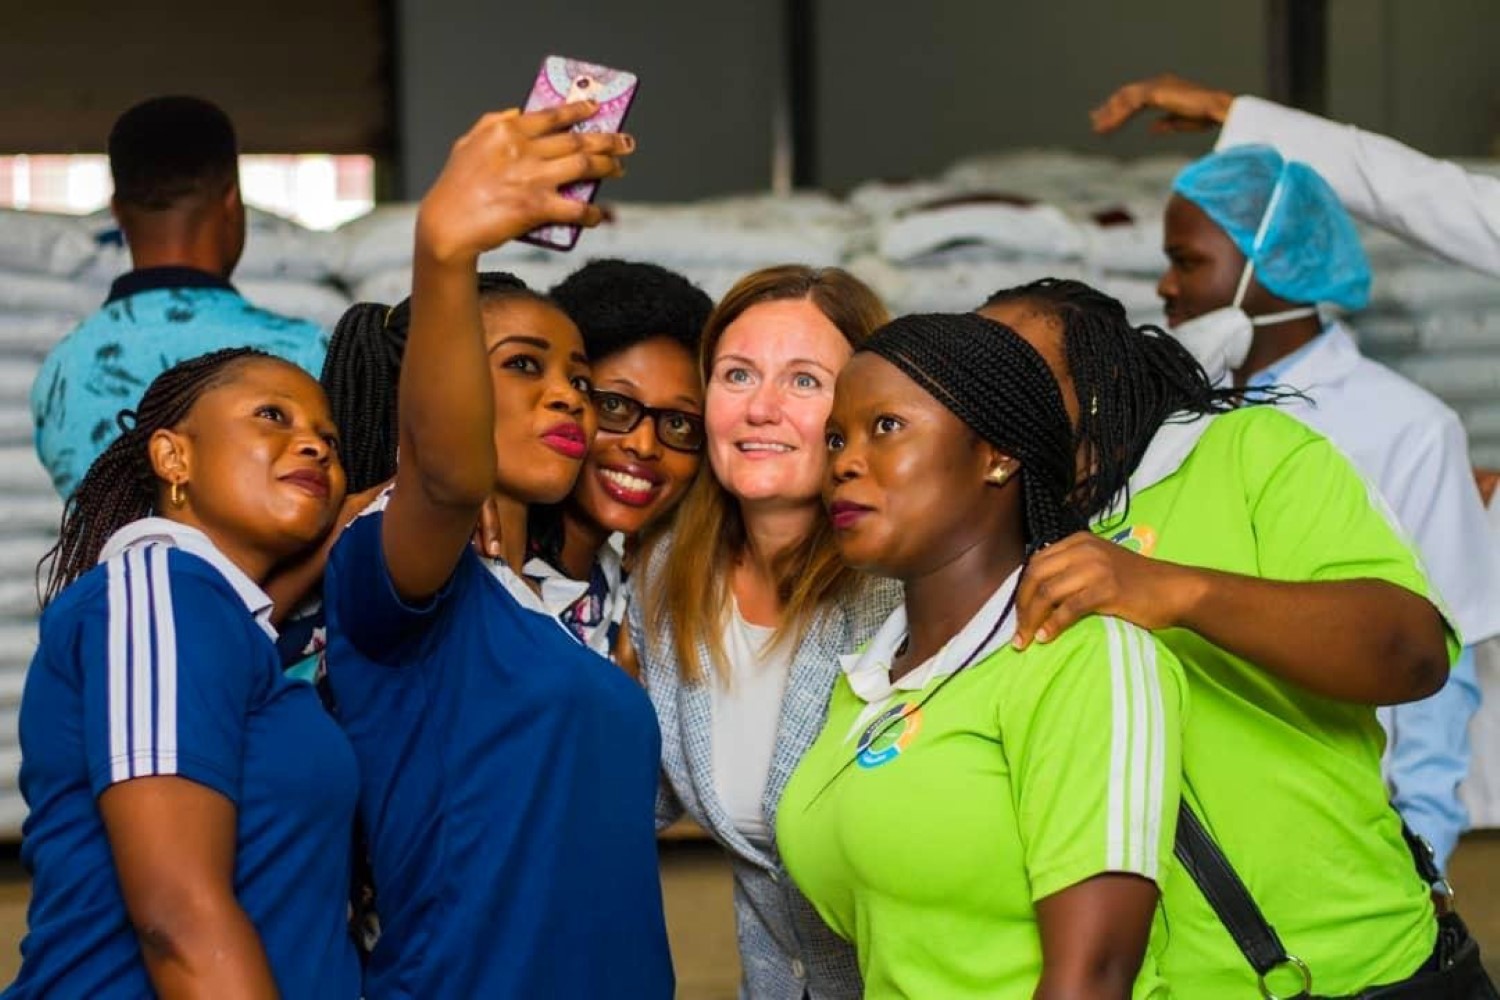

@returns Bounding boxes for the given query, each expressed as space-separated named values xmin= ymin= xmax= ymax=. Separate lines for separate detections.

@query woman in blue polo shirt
xmin=7 ymin=346 xmax=359 ymax=999
xmin=319 ymin=106 xmax=667 ymax=997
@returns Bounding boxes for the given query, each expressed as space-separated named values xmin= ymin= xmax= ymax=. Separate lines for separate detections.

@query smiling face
xmin=152 ymin=356 xmax=346 ymax=561
xmin=823 ymin=353 xmax=1014 ymax=579
xmin=483 ymin=296 xmax=598 ymax=505
xmin=569 ymin=336 xmax=704 ymax=537
xmin=704 ymin=298 xmax=854 ymax=510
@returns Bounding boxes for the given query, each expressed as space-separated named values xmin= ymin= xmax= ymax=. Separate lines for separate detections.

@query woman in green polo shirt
xmin=978 ymin=278 xmax=1468 ymax=997
xmin=778 ymin=312 xmax=1195 ymax=999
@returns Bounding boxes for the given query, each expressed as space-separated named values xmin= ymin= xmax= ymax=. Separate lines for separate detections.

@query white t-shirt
xmin=709 ymin=602 xmax=793 ymax=846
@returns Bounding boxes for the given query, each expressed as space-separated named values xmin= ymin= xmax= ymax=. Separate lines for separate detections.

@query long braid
xmin=322 ymin=300 xmax=410 ymax=493
xmin=39 ymin=347 xmax=268 ymax=605
xmin=861 ymin=314 xmax=1086 ymax=553
xmin=982 ymin=278 xmax=1263 ymax=524
xmin=321 ymin=272 xmax=542 ymax=495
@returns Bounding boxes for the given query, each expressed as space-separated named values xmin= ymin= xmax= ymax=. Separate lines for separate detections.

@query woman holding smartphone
xmin=320 ymin=103 xmax=670 ymax=999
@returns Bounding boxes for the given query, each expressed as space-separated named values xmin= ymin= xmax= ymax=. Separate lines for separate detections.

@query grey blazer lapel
xmin=679 ymin=636 xmax=779 ymax=871
xmin=760 ymin=604 xmax=848 ymax=848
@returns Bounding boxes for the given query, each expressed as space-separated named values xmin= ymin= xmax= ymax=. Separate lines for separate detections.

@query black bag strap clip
xmin=1175 ymin=800 xmax=1456 ymax=999
xmin=1173 ymin=802 xmax=1313 ymax=999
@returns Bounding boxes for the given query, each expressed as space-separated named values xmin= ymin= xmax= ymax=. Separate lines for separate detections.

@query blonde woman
xmin=631 ymin=266 xmax=896 ymax=1000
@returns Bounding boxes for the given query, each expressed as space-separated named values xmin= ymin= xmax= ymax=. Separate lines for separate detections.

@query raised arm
xmin=1014 ymin=533 xmax=1450 ymax=705
xmin=1091 ymin=73 xmax=1500 ymax=277
xmin=101 ymin=778 xmax=276 ymax=1000
xmin=382 ymin=104 xmax=632 ymax=600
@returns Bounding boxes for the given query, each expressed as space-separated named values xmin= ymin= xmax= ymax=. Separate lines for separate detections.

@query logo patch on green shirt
xmin=856 ymin=703 xmax=923 ymax=769
xmin=1109 ymin=524 xmax=1158 ymax=556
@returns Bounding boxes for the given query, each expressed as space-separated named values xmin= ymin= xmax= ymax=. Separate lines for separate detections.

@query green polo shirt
xmin=778 ymin=588 xmax=1185 ymax=999
xmin=1097 ymin=406 xmax=1453 ymax=996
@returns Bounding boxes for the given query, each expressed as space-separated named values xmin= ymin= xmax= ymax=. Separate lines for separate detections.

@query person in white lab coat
xmin=1465 ymin=488 xmax=1500 ymax=830
xmin=1147 ymin=141 xmax=1500 ymax=870
xmin=1090 ymin=73 xmax=1500 ymax=277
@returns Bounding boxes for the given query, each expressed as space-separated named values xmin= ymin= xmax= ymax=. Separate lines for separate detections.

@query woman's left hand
xmin=1013 ymin=533 xmax=1201 ymax=649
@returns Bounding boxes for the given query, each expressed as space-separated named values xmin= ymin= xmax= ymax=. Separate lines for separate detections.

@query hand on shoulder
xmin=1013 ymin=532 xmax=1201 ymax=649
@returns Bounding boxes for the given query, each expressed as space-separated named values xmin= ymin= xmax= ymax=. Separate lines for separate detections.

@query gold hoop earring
xmin=170 ymin=480 xmax=185 ymax=507
xmin=986 ymin=468 xmax=1009 ymax=486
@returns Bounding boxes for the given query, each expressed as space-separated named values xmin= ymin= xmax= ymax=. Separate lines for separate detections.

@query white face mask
xmin=1166 ymin=174 xmax=1317 ymax=385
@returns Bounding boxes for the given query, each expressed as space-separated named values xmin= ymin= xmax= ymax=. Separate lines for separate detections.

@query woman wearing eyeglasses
xmin=521 ymin=259 xmax=715 ymax=660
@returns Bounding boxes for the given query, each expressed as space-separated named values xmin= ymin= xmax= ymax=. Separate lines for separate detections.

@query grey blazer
xmin=629 ymin=536 xmax=899 ymax=1000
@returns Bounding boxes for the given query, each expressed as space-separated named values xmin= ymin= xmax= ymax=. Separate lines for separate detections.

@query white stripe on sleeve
xmin=1103 ymin=619 xmax=1169 ymax=878
xmin=127 ymin=548 xmax=154 ymax=779
xmin=1126 ymin=621 xmax=1150 ymax=872
xmin=1105 ymin=617 xmax=1128 ymax=870
xmin=106 ymin=558 xmax=130 ymax=783
xmin=149 ymin=546 xmax=178 ymax=775
xmin=107 ymin=545 xmax=178 ymax=783
xmin=1140 ymin=629 xmax=1167 ymax=879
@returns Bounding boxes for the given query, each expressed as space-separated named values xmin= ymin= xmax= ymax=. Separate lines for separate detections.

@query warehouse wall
xmin=394 ymin=0 xmax=1499 ymax=200
xmin=812 ymin=0 xmax=1269 ymax=192
xmin=394 ymin=0 xmax=782 ymax=201
xmin=1328 ymin=0 xmax=1500 ymax=158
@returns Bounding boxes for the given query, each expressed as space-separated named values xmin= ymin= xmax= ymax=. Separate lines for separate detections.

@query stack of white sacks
xmin=0 ymin=149 xmax=1496 ymax=836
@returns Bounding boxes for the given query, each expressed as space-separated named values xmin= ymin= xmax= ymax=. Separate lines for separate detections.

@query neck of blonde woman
xmin=731 ymin=497 xmax=821 ymax=628
xmin=738 ymin=496 xmax=820 ymax=573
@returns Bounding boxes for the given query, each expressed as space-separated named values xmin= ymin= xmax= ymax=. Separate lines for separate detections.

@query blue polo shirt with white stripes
xmin=323 ymin=501 xmax=673 ymax=999
xmin=5 ymin=520 xmax=360 ymax=999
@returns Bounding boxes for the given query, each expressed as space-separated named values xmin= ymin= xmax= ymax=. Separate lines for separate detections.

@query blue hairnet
xmin=1171 ymin=144 xmax=1371 ymax=311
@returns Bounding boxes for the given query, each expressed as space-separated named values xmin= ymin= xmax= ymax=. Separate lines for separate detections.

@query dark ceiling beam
xmin=1267 ymin=0 xmax=1329 ymax=114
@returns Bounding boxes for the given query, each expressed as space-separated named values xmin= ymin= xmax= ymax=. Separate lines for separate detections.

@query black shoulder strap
xmin=1173 ymin=802 xmax=1291 ymax=976
xmin=1175 ymin=800 xmax=1448 ymax=980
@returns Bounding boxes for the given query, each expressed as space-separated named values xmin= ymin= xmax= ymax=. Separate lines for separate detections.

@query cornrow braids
xmin=39 ymin=347 xmax=269 ymax=605
xmin=322 ymin=300 xmax=409 ymax=493
xmin=321 ymin=271 xmax=545 ymax=494
xmin=861 ymin=313 xmax=1085 ymax=552
xmin=981 ymin=277 xmax=1261 ymax=524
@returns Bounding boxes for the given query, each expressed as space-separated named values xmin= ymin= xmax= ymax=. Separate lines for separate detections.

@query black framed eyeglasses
xmin=590 ymin=389 xmax=705 ymax=453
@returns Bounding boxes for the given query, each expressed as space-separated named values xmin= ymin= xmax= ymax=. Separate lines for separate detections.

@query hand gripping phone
xmin=519 ymin=55 xmax=639 ymax=251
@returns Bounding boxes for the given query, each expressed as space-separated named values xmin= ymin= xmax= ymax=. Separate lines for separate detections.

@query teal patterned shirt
xmin=31 ymin=268 xmax=327 ymax=498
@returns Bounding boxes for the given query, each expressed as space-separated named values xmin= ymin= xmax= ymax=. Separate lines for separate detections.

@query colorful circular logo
xmin=1109 ymin=524 xmax=1158 ymax=556
xmin=856 ymin=702 xmax=923 ymax=769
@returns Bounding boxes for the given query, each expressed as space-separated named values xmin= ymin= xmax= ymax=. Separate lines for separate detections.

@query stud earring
xmin=985 ymin=467 xmax=1009 ymax=486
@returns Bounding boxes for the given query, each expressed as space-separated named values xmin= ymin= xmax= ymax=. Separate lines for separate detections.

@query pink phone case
xmin=519 ymin=55 xmax=639 ymax=251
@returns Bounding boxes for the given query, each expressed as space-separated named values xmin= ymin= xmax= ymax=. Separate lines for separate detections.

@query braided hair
xmin=320 ymin=271 xmax=546 ymax=493
xmin=861 ymin=313 xmax=1086 ymax=552
xmin=39 ymin=347 xmax=269 ymax=604
xmin=981 ymin=277 xmax=1255 ymax=523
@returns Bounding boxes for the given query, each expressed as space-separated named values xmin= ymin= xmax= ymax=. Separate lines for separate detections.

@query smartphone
xmin=519 ymin=55 xmax=639 ymax=251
